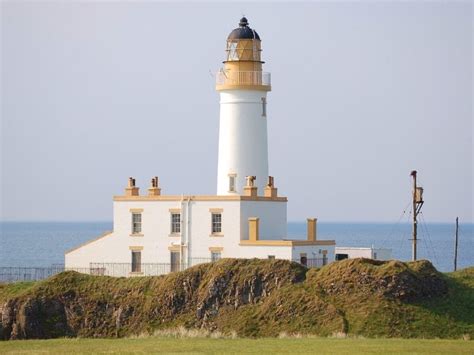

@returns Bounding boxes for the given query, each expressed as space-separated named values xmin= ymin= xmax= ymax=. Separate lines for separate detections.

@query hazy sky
xmin=1 ymin=1 xmax=472 ymax=223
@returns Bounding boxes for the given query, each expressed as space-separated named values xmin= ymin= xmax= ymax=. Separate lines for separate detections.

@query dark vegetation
xmin=0 ymin=258 xmax=472 ymax=340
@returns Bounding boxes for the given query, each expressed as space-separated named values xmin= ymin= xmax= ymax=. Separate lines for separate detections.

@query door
xmin=170 ymin=251 xmax=180 ymax=273
xmin=131 ymin=251 xmax=141 ymax=273
xmin=300 ymin=254 xmax=307 ymax=267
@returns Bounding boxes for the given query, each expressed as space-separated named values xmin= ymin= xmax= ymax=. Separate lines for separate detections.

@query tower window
xmin=227 ymin=41 xmax=239 ymax=61
xmin=228 ymin=175 xmax=236 ymax=192
xmin=253 ymin=42 xmax=259 ymax=60
xmin=261 ymin=97 xmax=266 ymax=117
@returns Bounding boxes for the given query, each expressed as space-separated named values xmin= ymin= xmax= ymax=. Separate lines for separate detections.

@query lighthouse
xmin=216 ymin=17 xmax=271 ymax=195
xmin=65 ymin=16 xmax=337 ymax=276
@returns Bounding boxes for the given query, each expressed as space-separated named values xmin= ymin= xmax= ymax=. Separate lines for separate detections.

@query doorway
xmin=170 ymin=251 xmax=180 ymax=272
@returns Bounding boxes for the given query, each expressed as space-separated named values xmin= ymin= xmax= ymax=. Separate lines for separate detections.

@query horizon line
xmin=1 ymin=219 xmax=472 ymax=225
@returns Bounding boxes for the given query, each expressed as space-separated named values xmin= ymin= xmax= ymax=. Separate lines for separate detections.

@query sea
xmin=0 ymin=221 xmax=472 ymax=272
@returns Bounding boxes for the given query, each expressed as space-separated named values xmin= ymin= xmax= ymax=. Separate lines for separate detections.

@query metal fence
xmin=0 ymin=266 xmax=90 ymax=283
xmin=293 ymin=258 xmax=328 ymax=268
xmin=0 ymin=257 xmax=327 ymax=283
xmin=90 ymin=258 xmax=213 ymax=277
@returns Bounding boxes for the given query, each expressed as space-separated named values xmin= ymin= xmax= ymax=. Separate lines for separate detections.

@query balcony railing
xmin=216 ymin=70 xmax=271 ymax=87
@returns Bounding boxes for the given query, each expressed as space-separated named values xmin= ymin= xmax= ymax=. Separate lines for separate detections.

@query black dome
xmin=227 ymin=17 xmax=260 ymax=41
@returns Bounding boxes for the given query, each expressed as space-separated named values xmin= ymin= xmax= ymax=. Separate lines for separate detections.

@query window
xmin=131 ymin=213 xmax=142 ymax=234
xmin=261 ymin=97 xmax=267 ymax=117
xmin=253 ymin=42 xmax=259 ymax=60
xmin=171 ymin=213 xmax=181 ymax=234
xmin=211 ymin=213 xmax=222 ymax=234
xmin=227 ymin=41 xmax=239 ymax=60
xmin=211 ymin=251 xmax=221 ymax=262
xmin=373 ymin=252 xmax=377 ymax=260
xmin=335 ymin=254 xmax=348 ymax=261
xmin=229 ymin=175 xmax=236 ymax=192
xmin=268 ymin=255 xmax=275 ymax=260
xmin=131 ymin=251 xmax=141 ymax=272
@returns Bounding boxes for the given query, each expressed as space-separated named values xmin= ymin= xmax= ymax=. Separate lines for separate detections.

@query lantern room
xmin=216 ymin=17 xmax=271 ymax=91
xmin=225 ymin=17 xmax=262 ymax=63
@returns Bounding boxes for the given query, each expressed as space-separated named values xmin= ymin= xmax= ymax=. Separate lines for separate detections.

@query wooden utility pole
xmin=454 ymin=217 xmax=459 ymax=271
xmin=410 ymin=170 xmax=424 ymax=261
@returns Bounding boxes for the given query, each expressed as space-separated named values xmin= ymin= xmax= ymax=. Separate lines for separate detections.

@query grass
xmin=0 ymin=336 xmax=472 ymax=354
xmin=0 ymin=281 xmax=35 ymax=299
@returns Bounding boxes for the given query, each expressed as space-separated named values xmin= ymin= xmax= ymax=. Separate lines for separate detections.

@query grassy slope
xmin=0 ymin=337 xmax=473 ymax=354
xmin=0 ymin=259 xmax=473 ymax=339
xmin=406 ymin=267 xmax=474 ymax=338
xmin=213 ymin=260 xmax=474 ymax=338
xmin=305 ymin=260 xmax=474 ymax=338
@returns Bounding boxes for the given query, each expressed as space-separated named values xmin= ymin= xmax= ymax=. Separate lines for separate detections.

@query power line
xmin=418 ymin=212 xmax=440 ymax=267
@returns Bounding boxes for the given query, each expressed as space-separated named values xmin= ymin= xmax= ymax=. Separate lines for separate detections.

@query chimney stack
xmin=148 ymin=176 xmax=161 ymax=196
xmin=243 ymin=176 xmax=258 ymax=197
xmin=125 ymin=177 xmax=139 ymax=197
xmin=264 ymin=176 xmax=278 ymax=198
xmin=307 ymin=218 xmax=317 ymax=242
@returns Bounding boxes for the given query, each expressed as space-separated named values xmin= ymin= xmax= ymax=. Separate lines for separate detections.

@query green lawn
xmin=0 ymin=337 xmax=472 ymax=354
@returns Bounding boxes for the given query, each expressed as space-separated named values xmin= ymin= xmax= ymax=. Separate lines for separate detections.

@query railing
xmin=90 ymin=258 xmax=213 ymax=277
xmin=0 ymin=257 xmax=328 ymax=283
xmin=216 ymin=70 xmax=271 ymax=87
xmin=0 ymin=266 xmax=91 ymax=283
xmin=293 ymin=258 xmax=328 ymax=268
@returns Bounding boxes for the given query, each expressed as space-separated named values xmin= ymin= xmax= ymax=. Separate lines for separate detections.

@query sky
xmin=1 ymin=1 xmax=472 ymax=223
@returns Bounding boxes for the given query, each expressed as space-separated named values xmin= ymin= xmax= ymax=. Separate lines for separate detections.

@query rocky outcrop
xmin=0 ymin=297 xmax=72 ymax=340
xmin=196 ymin=261 xmax=305 ymax=326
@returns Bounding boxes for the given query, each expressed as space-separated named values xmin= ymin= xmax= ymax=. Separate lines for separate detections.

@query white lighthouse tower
xmin=216 ymin=17 xmax=271 ymax=195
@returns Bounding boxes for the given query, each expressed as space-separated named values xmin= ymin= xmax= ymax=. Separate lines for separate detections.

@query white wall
xmin=217 ymin=89 xmax=269 ymax=195
xmin=335 ymin=247 xmax=372 ymax=259
xmin=65 ymin=231 xmax=126 ymax=268
xmin=292 ymin=245 xmax=335 ymax=262
xmin=372 ymin=248 xmax=392 ymax=260
xmin=335 ymin=247 xmax=391 ymax=260
xmin=240 ymin=200 xmax=287 ymax=240
xmin=183 ymin=200 xmax=241 ymax=261
xmin=235 ymin=245 xmax=292 ymax=259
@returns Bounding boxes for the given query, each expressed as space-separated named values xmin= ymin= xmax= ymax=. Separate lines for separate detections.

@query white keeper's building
xmin=65 ymin=17 xmax=336 ymax=276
